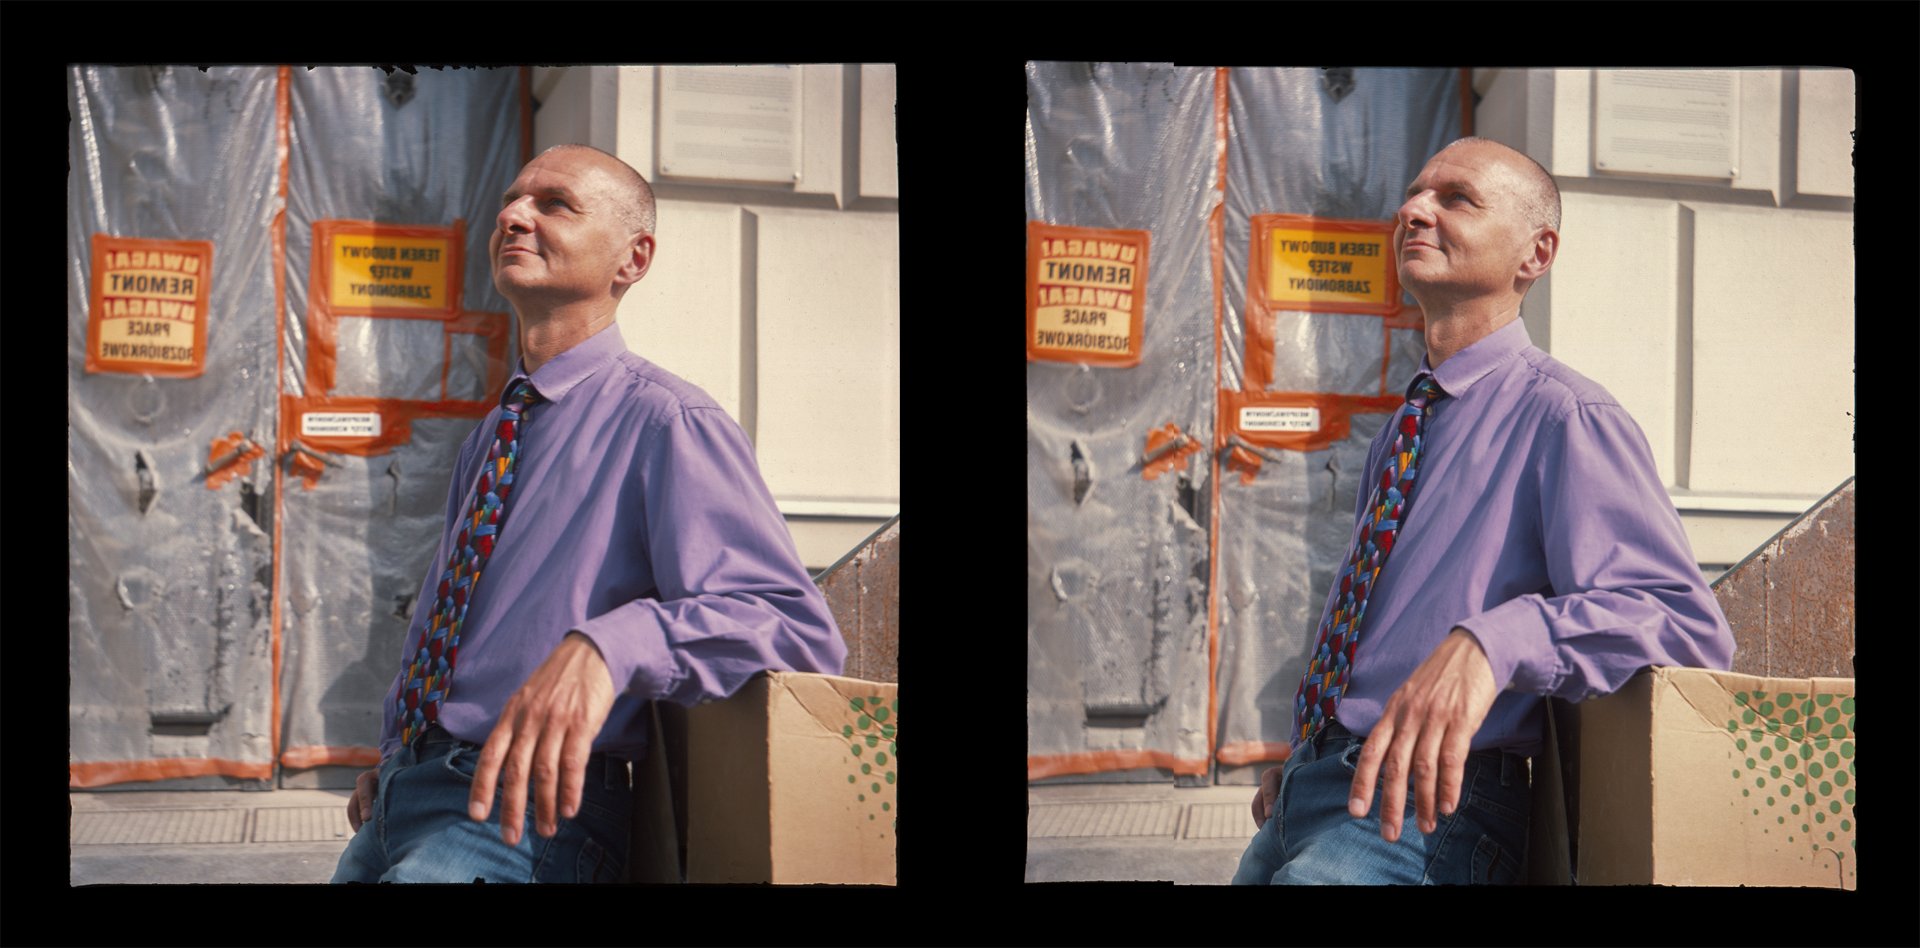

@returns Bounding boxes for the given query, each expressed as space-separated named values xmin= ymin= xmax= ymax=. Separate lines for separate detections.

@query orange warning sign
xmin=86 ymin=235 xmax=213 ymax=378
xmin=1251 ymin=214 xmax=1397 ymax=315
xmin=1027 ymin=222 xmax=1148 ymax=367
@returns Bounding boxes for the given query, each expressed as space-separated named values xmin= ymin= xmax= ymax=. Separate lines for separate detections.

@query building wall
xmin=1473 ymin=68 xmax=1855 ymax=573
xmin=529 ymin=65 xmax=899 ymax=571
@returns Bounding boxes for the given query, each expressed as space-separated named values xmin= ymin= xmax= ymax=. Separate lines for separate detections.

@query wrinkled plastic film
xmin=68 ymin=67 xmax=282 ymax=785
xmin=277 ymin=67 xmax=524 ymax=766
xmin=1212 ymin=69 xmax=1460 ymax=781
xmin=1026 ymin=64 xmax=1219 ymax=779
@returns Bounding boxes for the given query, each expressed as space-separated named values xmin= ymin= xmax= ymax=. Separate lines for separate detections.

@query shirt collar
xmin=1419 ymin=317 xmax=1532 ymax=398
xmin=504 ymin=322 xmax=629 ymax=407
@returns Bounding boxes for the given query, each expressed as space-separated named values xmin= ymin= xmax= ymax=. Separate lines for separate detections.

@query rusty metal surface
xmin=1711 ymin=478 xmax=1854 ymax=679
xmin=814 ymin=515 xmax=899 ymax=683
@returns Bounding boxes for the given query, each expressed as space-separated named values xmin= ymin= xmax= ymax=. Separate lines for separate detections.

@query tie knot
xmin=1406 ymin=373 xmax=1446 ymax=408
xmin=505 ymin=379 xmax=542 ymax=412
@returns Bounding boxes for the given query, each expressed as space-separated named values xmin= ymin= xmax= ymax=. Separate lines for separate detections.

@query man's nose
xmin=497 ymin=196 xmax=533 ymax=233
xmin=1397 ymin=191 xmax=1435 ymax=231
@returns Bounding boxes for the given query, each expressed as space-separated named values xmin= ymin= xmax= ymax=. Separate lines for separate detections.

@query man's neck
xmin=515 ymin=303 xmax=619 ymax=373
xmin=1416 ymin=296 xmax=1523 ymax=369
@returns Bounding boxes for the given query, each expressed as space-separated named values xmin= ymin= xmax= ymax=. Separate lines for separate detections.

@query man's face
xmin=490 ymin=150 xmax=642 ymax=307
xmin=1393 ymin=143 xmax=1540 ymax=305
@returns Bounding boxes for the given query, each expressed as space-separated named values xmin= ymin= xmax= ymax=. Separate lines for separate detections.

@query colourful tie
xmin=399 ymin=378 xmax=542 ymax=746
xmin=1292 ymin=373 xmax=1448 ymax=746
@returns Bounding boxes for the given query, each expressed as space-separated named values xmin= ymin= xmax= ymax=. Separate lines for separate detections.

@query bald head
xmin=1438 ymin=137 xmax=1560 ymax=235
xmin=541 ymin=143 xmax=657 ymax=237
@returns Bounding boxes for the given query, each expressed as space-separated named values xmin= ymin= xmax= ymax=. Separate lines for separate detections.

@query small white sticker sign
xmin=302 ymin=411 xmax=381 ymax=437
xmin=1241 ymin=406 xmax=1320 ymax=433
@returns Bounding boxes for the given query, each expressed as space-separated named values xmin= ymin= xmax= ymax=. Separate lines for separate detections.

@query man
xmin=1233 ymin=138 xmax=1733 ymax=885
xmin=332 ymin=144 xmax=846 ymax=883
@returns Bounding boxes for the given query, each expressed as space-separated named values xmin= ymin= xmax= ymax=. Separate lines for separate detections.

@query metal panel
xmin=1712 ymin=478 xmax=1855 ymax=679
xmin=814 ymin=515 xmax=899 ymax=684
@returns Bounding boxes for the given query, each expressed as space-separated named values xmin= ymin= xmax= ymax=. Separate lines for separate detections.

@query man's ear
xmin=615 ymin=233 xmax=655 ymax=289
xmin=1517 ymin=227 xmax=1557 ymax=284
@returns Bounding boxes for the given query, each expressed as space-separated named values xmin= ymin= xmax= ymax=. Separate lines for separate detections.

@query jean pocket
xmin=574 ymin=833 xmax=627 ymax=884
xmin=1469 ymin=833 xmax=1519 ymax=885
xmin=442 ymin=744 xmax=482 ymax=783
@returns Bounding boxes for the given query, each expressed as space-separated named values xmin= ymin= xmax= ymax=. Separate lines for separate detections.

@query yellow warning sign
xmin=87 ymin=235 xmax=212 ymax=378
xmin=328 ymin=233 xmax=452 ymax=311
xmin=1027 ymin=222 xmax=1149 ymax=367
xmin=1255 ymin=215 xmax=1397 ymax=315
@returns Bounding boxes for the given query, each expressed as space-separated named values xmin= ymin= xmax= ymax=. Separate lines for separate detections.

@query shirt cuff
xmin=571 ymin=600 xmax=679 ymax=700
xmin=1455 ymin=594 xmax=1561 ymax=696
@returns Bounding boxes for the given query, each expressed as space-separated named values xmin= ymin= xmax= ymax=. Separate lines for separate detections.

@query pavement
xmin=70 ymin=788 xmax=355 ymax=885
xmin=1026 ymin=781 xmax=1259 ymax=884
xmin=72 ymin=779 xmax=1258 ymax=886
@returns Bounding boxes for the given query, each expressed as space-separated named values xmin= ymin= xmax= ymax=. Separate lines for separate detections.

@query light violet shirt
xmin=1324 ymin=318 xmax=1733 ymax=757
xmin=378 ymin=323 xmax=846 ymax=763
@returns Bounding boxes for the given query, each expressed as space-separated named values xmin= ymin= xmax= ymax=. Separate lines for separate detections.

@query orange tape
xmin=1141 ymin=423 xmax=1201 ymax=481
xmin=1243 ymin=214 xmax=1402 ymax=392
xmin=282 ymin=394 xmax=499 ymax=461
xmin=1221 ymin=389 xmax=1402 ymax=454
xmin=70 ymin=757 xmax=273 ymax=789
xmin=280 ymin=745 xmax=381 ymax=770
xmin=443 ymin=311 xmax=513 ymax=402
xmin=1459 ymin=67 xmax=1475 ymax=137
xmin=205 ymin=431 xmax=265 ymax=490
xmin=1215 ymin=740 xmax=1294 ymax=768
xmin=272 ymin=64 xmax=292 ymax=776
xmin=306 ymin=219 xmax=466 ymax=397
xmin=1226 ymin=443 xmax=1263 ymax=485
xmin=1028 ymin=750 xmax=1209 ymax=781
xmin=1205 ymin=66 xmax=1230 ymax=775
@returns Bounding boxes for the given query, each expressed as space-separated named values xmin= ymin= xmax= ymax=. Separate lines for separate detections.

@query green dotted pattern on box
xmin=1724 ymin=690 xmax=1853 ymax=882
xmin=842 ymin=695 xmax=897 ymax=836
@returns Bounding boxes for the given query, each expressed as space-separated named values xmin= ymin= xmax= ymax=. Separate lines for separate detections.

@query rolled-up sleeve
xmin=570 ymin=405 xmax=847 ymax=706
xmin=1461 ymin=402 xmax=1734 ymax=701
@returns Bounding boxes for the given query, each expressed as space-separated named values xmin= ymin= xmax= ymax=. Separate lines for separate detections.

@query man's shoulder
xmin=592 ymin=350 xmax=728 ymax=420
xmin=1508 ymin=346 xmax=1625 ymax=420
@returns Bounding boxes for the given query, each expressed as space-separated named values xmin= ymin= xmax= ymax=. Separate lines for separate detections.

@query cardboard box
xmin=682 ymin=672 xmax=897 ymax=884
xmin=1574 ymin=667 xmax=1855 ymax=888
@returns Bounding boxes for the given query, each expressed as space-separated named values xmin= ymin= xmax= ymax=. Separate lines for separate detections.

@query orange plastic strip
xmin=1215 ymin=740 xmax=1294 ymax=768
xmin=71 ymin=758 xmax=273 ymax=789
xmin=1205 ymin=66 xmax=1230 ymax=777
xmin=1028 ymin=750 xmax=1209 ymax=781
xmin=280 ymin=745 xmax=381 ymax=770
xmin=519 ymin=66 xmax=534 ymax=165
xmin=1221 ymin=389 xmax=1403 ymax=454
xmin=271 ymin=64 xmax=292 ymax=780
xmin=282 ymin=394 xmax=497 ymax=460
xmin=1460 ymin=68 xmax=1475 ymax=137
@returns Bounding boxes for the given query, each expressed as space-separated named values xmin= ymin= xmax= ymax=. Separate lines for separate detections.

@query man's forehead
xmin=505 ymin=155 xmax=606 ymax=198
xmin=1408 ymin=145 xmax=1514 ymax=195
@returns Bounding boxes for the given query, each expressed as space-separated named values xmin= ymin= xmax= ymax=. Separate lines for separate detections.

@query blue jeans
xmin=330 ymin=726 xmax=633 ymax=883
xmin=1231 ymin=721 xmax=1530 ymax=885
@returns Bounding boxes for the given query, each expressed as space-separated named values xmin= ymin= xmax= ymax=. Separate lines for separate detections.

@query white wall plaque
xmin=1593 ymin=70 xmax=1739 ymax=181
xmin=658 ymin=65 xmax=801 ymax=185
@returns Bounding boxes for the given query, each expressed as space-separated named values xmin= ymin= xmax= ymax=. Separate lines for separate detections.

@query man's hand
xmin=467 ymin=631 xmax=617 ymax=846
xmin=1249 ymin=765 xmax=1285 ymax=829
xmin=346 ymin=768 xmax=379 ymax=834
xmin=1347 ymin=628 xmax=1498 ymax=842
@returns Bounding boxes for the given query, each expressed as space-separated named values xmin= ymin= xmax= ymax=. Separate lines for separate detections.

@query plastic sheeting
xmin=69 ymin=66 xmax=283 ymax=786
xmin=68 ymin=66 xmax=524 ymax=788
xmin=1211 ymin=69 xmax=1460 ymax=781
xmin=277 ymin=68 xmax=523 ymax=770
xmin=1027 ymin=64 xmax=1219 ymax=781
